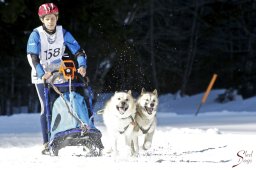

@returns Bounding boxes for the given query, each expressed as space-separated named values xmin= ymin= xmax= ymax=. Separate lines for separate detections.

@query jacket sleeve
xmin=63 ymin=30 xmax=87 ymax=68
xmin=27 ymin=31 xmax=45 ymax=78
xmin=27 ymin=54 xmax=45 ymax=78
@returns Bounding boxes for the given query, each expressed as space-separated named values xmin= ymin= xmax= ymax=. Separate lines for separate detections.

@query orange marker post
xmin=195 ymin=74 xmax=218 ymax=116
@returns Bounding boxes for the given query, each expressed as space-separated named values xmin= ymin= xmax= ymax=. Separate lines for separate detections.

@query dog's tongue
xmin=116 ymin=106 xmax=128 ymax=114
xmin=145 ymin=107 xmax=153 ymax=114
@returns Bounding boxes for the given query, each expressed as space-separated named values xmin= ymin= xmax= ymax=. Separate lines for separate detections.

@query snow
xmin=0 ymin=90 xmax=255 ymax=170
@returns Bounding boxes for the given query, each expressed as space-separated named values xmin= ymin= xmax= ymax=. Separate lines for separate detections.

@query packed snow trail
xmin=1 ymin=90 xmax=255 ymax=170
xmin=0 ymin=112 xmax=255 ymax=170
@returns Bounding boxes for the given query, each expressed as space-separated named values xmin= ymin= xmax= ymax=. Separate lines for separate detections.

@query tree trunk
xmin=150 ymin=0 xmax=159 ymax=90
xmin=180 ymin=0 xmax=199 ymax=96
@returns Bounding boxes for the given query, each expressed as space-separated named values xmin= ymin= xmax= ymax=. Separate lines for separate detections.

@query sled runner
xmin=43 ymin=59 xmax=104 ymax=156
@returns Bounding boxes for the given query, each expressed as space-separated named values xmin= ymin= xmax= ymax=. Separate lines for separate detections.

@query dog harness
xmin=137 ymin=123 xmax=153 ymax=134
xmin=118 ymin=115 xmax=135 ymax=134
xmin=136 ymin=110 xmax=155 ymax=134
xmin=137 ymin=116 xmax=153 ymax=134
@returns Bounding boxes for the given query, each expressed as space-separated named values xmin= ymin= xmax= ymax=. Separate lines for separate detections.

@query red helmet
xmin=38 ymin=3 xmax=59 ymax=17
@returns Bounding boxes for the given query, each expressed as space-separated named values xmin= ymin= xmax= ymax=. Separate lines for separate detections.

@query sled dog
xmin=102 ymin=90 xmax=136 ymax=155
xmin=131 ymin=88 xmax=158 ymax=156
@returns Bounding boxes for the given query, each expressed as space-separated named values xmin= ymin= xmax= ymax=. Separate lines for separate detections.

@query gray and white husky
xmin=101 ymin=90 xmax=136 ymax=156
xmin=131 ymin=88 xmax=158 ymax=156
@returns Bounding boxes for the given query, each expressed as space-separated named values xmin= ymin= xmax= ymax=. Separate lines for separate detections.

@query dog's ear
xmin=141 ymin=88 xmax=146 ymax=94
xmin=128 ymin=90 xmax=132 ymax=95
xmin=153 ymin=89 xmax=158 ymax=96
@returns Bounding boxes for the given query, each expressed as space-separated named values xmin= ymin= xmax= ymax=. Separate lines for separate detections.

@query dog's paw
xmin=131 ymin=152 xmax=139 ymax=157
xmin=143 ymin=141 xmax=151 ymax=150
xmin=113 ymin=150 xmax=120 ymax=157
xmin=103 ymin=147 xmax=113 ymax=154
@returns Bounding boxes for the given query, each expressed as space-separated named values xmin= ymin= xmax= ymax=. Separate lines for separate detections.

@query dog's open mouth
xmin=145 ymin=106 xmax=154 ymax=115
xmin=116 ymin=106 xmax=128 ymax=114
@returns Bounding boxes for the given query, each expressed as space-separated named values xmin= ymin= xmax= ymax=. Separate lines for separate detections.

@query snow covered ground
xmin=0 ymin=90 xmax=255 ymax=170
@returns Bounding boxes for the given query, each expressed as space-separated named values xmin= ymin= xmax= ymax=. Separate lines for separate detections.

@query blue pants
xmin=35 ymin=84 xmax=48 ymax=144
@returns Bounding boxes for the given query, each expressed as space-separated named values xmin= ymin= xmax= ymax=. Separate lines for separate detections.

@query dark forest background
xmin=1 ymin=0 xmax=256 ymax=115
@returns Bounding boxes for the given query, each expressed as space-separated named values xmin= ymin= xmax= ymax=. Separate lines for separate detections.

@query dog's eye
xmin=126 ymin=99 xmax=129 ymax=101
xmin=118 ymin=98 xmax=121 ymax=100
xmin=146 ymin=99 xmax=149 ymax=102
xmin=153 ymin=99 xmax=155 ymax=102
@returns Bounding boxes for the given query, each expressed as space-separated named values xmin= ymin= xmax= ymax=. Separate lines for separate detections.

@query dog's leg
xmin=131 ymin=139 xmax=135 ymax=156
xmin=124 ymin=135 xmax=134 ymax=156
xmin=106 ymin=132 xmax=119 ymax=156
xmin=113 ymin=136 xmax=119 ymax=156
xmin=143 ymin=130 xmax=155 ymax=150
xmin=104 ymin=134 xmax=114 ymax=154
xmin=133 ymin=135 xmax=139 ymax=156
xmin=124 ymin=124 xmax=136 ymax=156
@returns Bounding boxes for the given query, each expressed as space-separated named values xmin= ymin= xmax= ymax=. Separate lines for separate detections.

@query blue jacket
xmin=27 ymin=26 xmax=87 ymax=79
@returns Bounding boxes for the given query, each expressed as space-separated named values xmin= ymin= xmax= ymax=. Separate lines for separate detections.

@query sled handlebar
xmin=43 ymin=70 xmax=59 ymax=87
xmin=43 ymin=70 xmax=89 ymax=87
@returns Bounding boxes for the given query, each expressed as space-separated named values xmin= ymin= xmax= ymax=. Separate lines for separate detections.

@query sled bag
xmin=50 ymin=91 xmax=95 ymax=140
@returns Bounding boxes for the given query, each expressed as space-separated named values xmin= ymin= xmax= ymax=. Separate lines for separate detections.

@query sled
xmin=44 ymin=59 xmax=104 ymax=156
